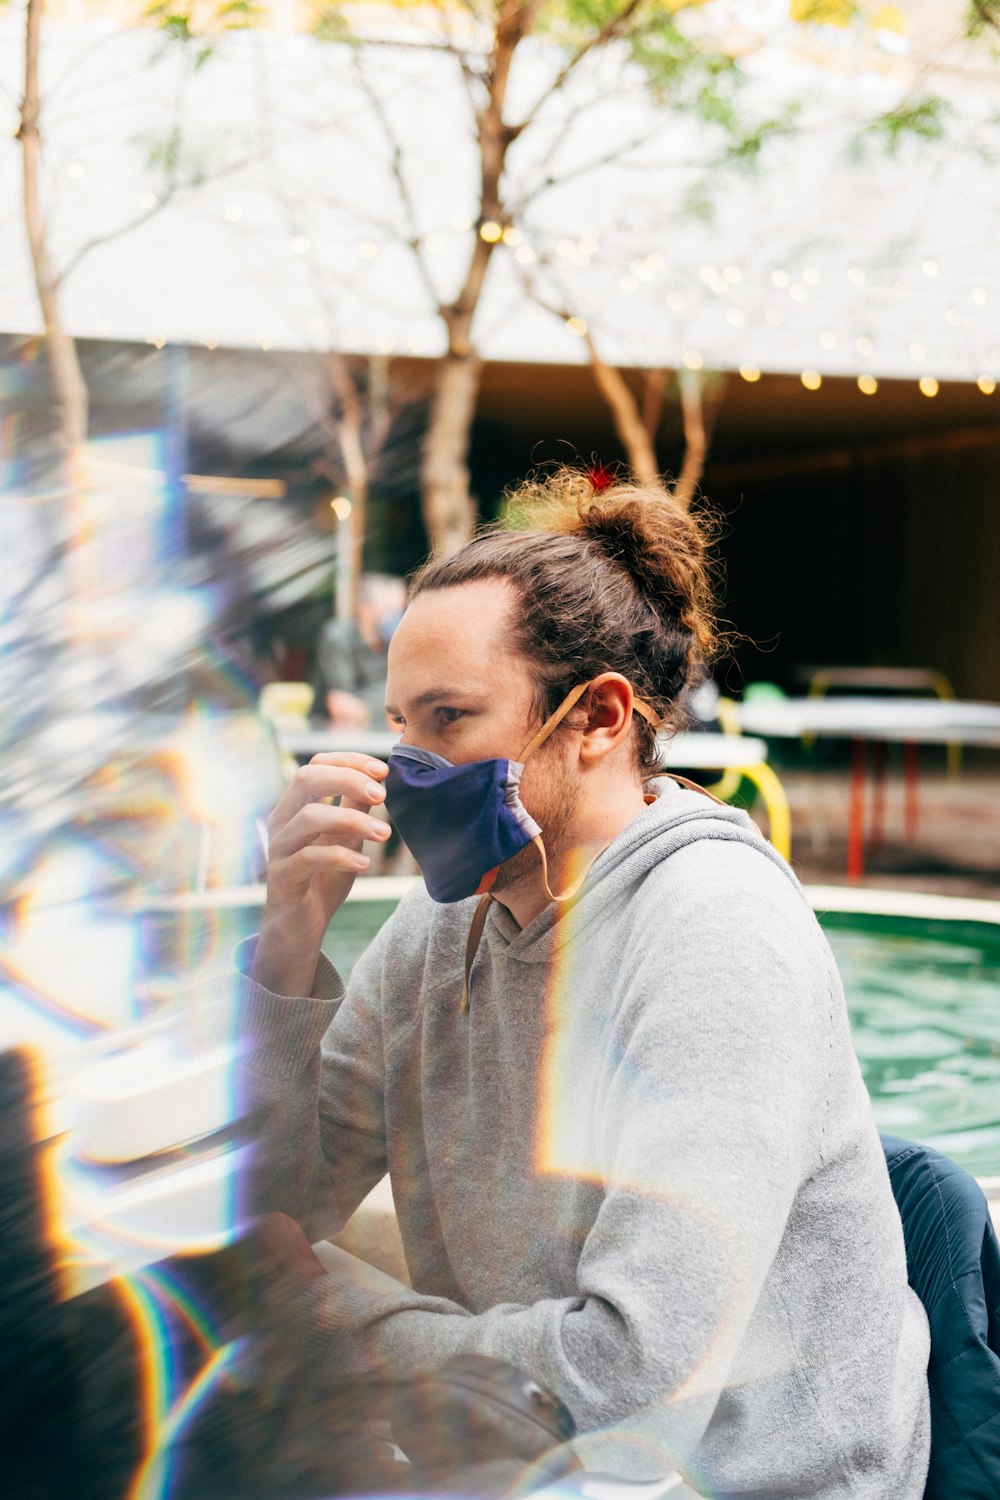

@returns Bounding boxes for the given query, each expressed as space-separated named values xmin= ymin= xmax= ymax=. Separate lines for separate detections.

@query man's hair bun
xmin=511 ymin=467 xmax=719 ymax=667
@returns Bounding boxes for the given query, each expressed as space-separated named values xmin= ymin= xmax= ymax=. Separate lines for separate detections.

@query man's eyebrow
xmin=385 ymin=687 xmax=488 ymax=715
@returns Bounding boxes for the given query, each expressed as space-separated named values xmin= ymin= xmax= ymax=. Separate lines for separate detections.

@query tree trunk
xmin=421 ymin=350 xmax=483 ymax=558
xmin=584 ymin=334 xmax=660 ymax=489
xmin=326 ymin=351 xmax=368 ymax=620
xmin=673 ymin=369 xmax=727 ymax=510
xmin=18 ymin=0 xmax=88 ymax=460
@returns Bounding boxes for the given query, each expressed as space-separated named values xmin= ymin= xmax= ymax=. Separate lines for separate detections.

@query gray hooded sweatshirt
xmin=238 ymin=782 xmax=930 ymax=1497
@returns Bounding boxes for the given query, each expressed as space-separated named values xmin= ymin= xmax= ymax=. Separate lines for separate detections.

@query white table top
xmin=738 ymin=696 xmax=1000 ymax=746
xmin=278 ymin=728 xmax=770 ymax=771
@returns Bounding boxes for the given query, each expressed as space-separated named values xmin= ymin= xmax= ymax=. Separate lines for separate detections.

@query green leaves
xmin=859 ymin=95 xmax=952 ymax=157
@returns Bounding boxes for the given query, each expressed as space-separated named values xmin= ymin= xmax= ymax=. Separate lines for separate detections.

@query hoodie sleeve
xmin=283 ymin=846 xmax=828 ymax=1478
xmin=236 ymin=916 xmax=394 ymax=1241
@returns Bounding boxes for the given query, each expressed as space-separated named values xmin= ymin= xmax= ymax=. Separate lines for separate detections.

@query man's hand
xmin=251 ymin=753 xmax=390 ymax=997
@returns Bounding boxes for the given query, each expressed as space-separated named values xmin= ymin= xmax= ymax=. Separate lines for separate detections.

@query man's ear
xmin=579 ymin=674 xmax=635 ymax=764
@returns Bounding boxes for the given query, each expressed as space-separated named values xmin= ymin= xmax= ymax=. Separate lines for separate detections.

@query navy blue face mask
xmin=384 ymin=683 xmax=659 ymax=905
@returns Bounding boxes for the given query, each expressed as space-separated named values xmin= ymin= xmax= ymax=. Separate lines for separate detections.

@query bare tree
xmin=16 ymin=0 xmax=88 ymax=462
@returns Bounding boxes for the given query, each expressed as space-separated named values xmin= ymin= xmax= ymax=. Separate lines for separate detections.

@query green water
xmin=822 ymin=914 xmax=1000 ymax=1177
xmin=323 ymin=901 xmax=1000 ymax=1178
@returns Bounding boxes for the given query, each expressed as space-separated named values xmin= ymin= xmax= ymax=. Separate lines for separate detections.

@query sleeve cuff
xmin=234 ymin=935 xmax=347 ymax=1078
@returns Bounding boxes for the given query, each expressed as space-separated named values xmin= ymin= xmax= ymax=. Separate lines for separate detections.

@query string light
xmin=358 ymin=240 xmax=379 ymax=259
xmin=858 ymin=374 xmax=878 ymax=395
xmin=977 ymin=376 xmax=996 ymax=394
xmin=909 ymin=342 xmax=926 ymax=361
xmin=855 ymin=336 xmax=874 ymax=356
xmin=971 ymin=288 xmax=989 ymax=306
xmin=801 ymin=370 xmax=822 ymax=390
xmin=479 ymin=221 xmax=502 ymax=243
xmin=847 ymin=266 xmax=866 ymax=285
xmin=802 ymin=267 xmax=821 ymax=286
xmin=739 ymin=365 xmax=761 ymax=382
xmin=565 ymin=317 xmax=588 ymax=337
xmin=919 ymin=376 xmax=939 ymax=397
xmin=330 ymin=496 xmax=353 ymax=520
xmin=771 ymin=269 xmax=790 ymax=288
xmin=683 ymin=350 xmax=705 ymax=370
xmin=922 ymin=259 xmax=939 ymax=277
xmin=514 ymin=245 xmax=535 ymax=264
xmin=290 ymin=235 xmax=310 ymax=254
xmin=501 ymin=226 xmax=522 ymax=246
xmin=818 ymin=331 xmax=837 ymax=350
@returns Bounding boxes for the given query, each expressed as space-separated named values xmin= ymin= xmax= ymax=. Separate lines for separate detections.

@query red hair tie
xmin=585 ymin=464 xmax=613 ymax=494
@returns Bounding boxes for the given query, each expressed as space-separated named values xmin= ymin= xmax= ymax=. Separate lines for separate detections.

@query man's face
xmin=384 ymin=579 xmax=582 ymax=876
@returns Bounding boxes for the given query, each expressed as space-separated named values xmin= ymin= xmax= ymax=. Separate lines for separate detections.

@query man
xmin=240 ymin=472 xmax=929 ymax=1496
xmin=315 ymin=573 xmax=406 ymax=728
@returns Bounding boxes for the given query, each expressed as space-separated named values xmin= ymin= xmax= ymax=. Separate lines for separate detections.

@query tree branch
xmin=508 ymin=0 xmax=648 ymax=139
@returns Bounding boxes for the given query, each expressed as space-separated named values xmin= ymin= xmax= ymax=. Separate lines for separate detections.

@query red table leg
xmin=871 ymin=739 xmax=888 ymax=858
xmin=904 ymin=740 xmax=919 ymax=838
xmin=847 ymin=737 xmax=867 ymax=882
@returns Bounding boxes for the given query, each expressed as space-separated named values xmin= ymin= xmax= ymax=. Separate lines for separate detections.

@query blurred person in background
xmin=315 ymin=574 xmax=406 ymax=729
xmin=238 ymin=470 xmax=930 ymax=1499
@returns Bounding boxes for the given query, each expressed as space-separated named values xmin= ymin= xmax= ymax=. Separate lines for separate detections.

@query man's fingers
xmin=308 ymin=751 xmax=389 ymax=779
xmin=270 ymin=759 xmax=388 ymax=830
xmin=270 ymin=801 xmax=392 ymax=860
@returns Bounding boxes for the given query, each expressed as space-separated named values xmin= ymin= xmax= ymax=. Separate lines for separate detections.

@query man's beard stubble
xmin=490 ymin=740 xmax=581 ymax=896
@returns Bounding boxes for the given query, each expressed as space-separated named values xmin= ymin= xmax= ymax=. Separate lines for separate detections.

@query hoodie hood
xmin=486 ymin=777 xmax=802 ymax=963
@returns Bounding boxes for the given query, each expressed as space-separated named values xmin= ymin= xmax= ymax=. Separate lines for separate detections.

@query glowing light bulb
xmin=501 ymin=225 xmax=522 ymax=246
xmin=855 ymin=336 xmax=874 ymax=356
xmin=803 ymin=267 xmax=821 ymax=286
xmin=909 ymin=342 xmax=926 ymax=362
xmin=971 ymin=288 xmax=989 ymax=306
xmin=918 ymin=376 xmax=939 ymax=397
xmin=976 ymin=375 xmax=996 ymax=394
xmin=771 ymin=269 xmax=790 ymax=288
xmin=565 ymin=317 xmax=588 ymax=337
xmin=330 ymin=496 xmax=353 ymax=520
xmin=818 ymin=331 xmax=837 ymax=350
xmin=922 ymin=259 xmax=939 ymax=278
xmin=480 ymin=221 xmax=503 ymax=243
xmin=739 ymin=365 xmax=761 ymax=383
xmin=801 ymin=370 xmax=822 ymax=391
xmin=858 ymin=374 xmax=878 ymax=395
xmin=514 ymin=245 xmax=536 ymax=264
xmin=683 ymin=350 xmax=705 ymax=370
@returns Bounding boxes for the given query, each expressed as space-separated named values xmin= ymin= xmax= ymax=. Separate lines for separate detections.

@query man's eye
xmin=435 ymin=708 xmax=464 ymax=725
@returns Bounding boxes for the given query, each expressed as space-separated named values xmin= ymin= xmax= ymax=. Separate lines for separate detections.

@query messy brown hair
xmin=409 ymin=468 xmax=722 ymax=779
